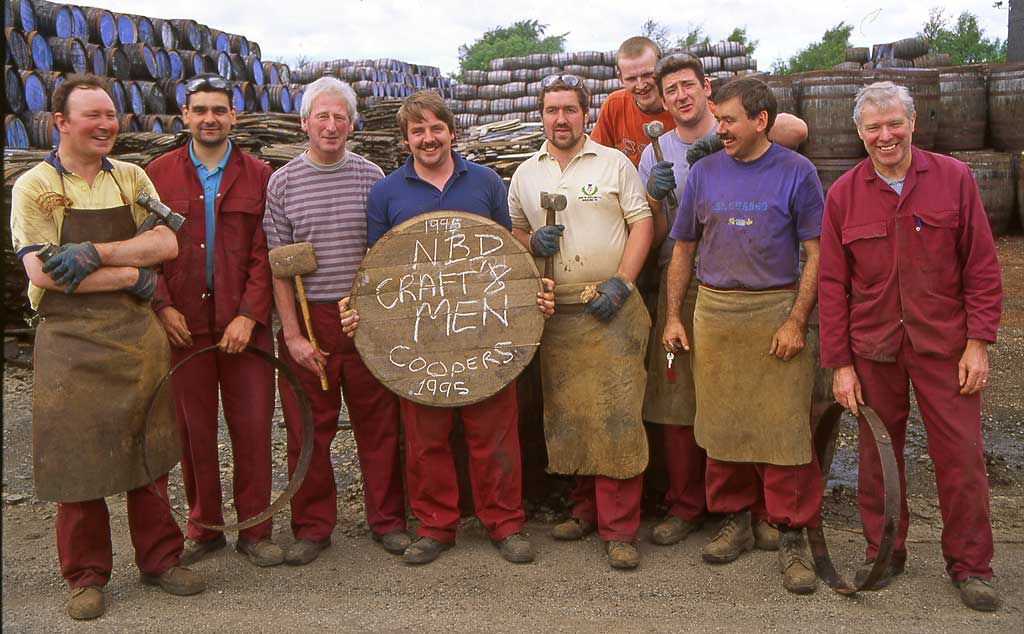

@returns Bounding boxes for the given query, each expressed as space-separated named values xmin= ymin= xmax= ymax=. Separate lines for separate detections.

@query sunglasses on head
xmin=540 ymin=74 xmax=583 ymax=89
xmin=186 ymin=75 xmax=230 ymax=95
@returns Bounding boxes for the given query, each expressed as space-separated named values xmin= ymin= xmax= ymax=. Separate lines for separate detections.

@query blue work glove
xmin=646 ymin=160 xmax=677 ymax=200
xmin=530 ymin=224 xmax=565 ymax=257
xmin=128 ymin=268 xmax=157 ymax=302
xmin=585 ymin=276 xmax=633 ymax=322
xmin=686 ymin=132 xmax=725 ymax=167
xmin=41 ymin=241 xmax=102 ymax=293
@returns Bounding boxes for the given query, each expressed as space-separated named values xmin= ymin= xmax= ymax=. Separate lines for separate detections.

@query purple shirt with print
xmin=669 ymin=143 xmax=823 ymax=289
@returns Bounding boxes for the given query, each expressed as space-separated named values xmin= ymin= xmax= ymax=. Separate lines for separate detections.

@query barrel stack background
xmin=3 ymin=0 xmax=299 ymax=149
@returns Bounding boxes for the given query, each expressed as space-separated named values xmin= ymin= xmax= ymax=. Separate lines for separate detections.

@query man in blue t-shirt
xmin=661 ymin=77 xmax=825 ymax=595
xmin=342 ymin=91 xmax=553 ymax=567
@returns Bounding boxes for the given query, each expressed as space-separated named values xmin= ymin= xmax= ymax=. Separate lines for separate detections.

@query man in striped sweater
xmin=263 ymin=77 xmax=408 ymax=566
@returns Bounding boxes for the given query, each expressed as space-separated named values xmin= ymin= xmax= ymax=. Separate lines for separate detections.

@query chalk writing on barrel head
xmin=351 ymin=211 xmax=545 ymax=407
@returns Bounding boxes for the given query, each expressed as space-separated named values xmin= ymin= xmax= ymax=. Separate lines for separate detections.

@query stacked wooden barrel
xmin=3 ymin=0 xmax=294 ymax=148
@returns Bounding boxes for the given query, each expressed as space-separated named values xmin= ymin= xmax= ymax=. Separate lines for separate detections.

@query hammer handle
xmin=295 ymin=276 xmax=329 ymax=391
xmin=649 ymin=138 xmax=679 ymax=211
xmin=544 ymin=208 xmax=556 ymax=280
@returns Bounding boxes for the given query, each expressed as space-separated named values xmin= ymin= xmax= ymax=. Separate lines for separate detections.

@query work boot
xmin=701 ymin=510 xmax=754 ymax=564
xmin=651 ymin=515 xmax=702 ymax=546
xmin=67 ymin=586 xmax=104 ymax=620
xmin=140 ymin=566 xmax=206 ymax=596
xmin=606 ymin=541 xmax=641 ymax=570
xmin=778 ymin=528 xmax=817 ymax=594
xmin=753 ymin=519 xmax=780 ymax=550
xmin=551 ymin=518 xmax=597 ymax=541
xmin=180 ymin=534 xmax=227 ymax=566
xmin=284 ymin=538 xmax=331 ymax=566
xmin=495 ymin=533 xmax=535 ymax=563
xmin=956 ymin=577 xmax=1000 ymax=612
xmin=402 ymin=537 xmax=451 ymax=565
xmin=853 ymin=555 xmax=906 ymax=590
xmin=236 ymin=538 xmax=284 ymax=567
xmin=373 ymin=530 xmax=412 ymax=555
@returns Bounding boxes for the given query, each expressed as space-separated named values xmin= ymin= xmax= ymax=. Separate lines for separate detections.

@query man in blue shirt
xmin=345 ymin=91 xmax=553 ymax=566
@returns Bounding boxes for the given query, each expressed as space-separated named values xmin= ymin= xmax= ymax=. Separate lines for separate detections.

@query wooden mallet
xmin=642 ymin=120 xmax=679 ymax=211
xmin=269 ymin=242 xmax=328 ymax=391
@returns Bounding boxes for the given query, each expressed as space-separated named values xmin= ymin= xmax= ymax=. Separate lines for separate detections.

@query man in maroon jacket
xmin=146 ymin=74 xmax=282 ymax=567
xmin=818 ymin=81 xmax=1002 ymax=611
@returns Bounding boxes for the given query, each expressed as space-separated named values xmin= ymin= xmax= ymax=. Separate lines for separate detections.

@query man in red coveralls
xmin=818 ymin=81 xmax=1003 ymax=611
xmin=148 ymin=73 xmax=283 ymax=567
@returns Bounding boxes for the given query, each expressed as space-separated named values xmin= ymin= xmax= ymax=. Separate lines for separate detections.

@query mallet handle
xmin=544 ymin=208 xmax=556 ymax=279
xmin=650 ymin=137 xmax=679 ymax=211
xmin=295 ymin=276 xmax=329 ymax=391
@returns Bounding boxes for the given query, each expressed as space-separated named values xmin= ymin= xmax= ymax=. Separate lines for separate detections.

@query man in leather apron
xmin=508 ymin=75 xmax=654 ymax=570
xmin=661 ymin=77 xmax=824 ymax=594
xmin=10 ymin=75 xmax=205 ymax=620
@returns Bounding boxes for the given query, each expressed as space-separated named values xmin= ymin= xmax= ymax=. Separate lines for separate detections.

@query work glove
xmin=686 ymin=132 xmax=725 ymax=167
xmin=585 ymin=276 xmax=633 ymax=322
xmin=645 ymin=160 xmax=677 ymax=200
xmin=41 ymin=241 xmax=102 ymax=293
xmin=530 ymin=224 xmax=565 ymax=257
xmin=128 ymin=267 xmax=157 ymax=302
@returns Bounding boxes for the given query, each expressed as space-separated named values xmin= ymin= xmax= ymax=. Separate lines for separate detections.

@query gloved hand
xmin=128 ymin=267 xmax=157 ymax=302
xmin=530 ymin=224 xmax=565 ymax=257
xmin=41 ymin=241 xmax=102 ymax=293
xmin=585 ymin=276 xmax=633 ymax=322
xmin=686 ymin=132 xmax=725 ymax=167
xmin=646 ymin=160 xmax=676 ymax=200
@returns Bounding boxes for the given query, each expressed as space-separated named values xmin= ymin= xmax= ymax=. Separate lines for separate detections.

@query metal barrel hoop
xmin=808 ymin=403 xmax=901 ymax=594
xmin=142 ymin=344 xmax=314 ymax=532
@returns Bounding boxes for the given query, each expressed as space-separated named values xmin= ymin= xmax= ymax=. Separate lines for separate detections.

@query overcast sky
xmin=88 ymin=1 xmax=1010 ymax=75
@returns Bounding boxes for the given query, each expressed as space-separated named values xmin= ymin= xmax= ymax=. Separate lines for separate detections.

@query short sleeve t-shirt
xmin=670 ymin=143 xmax=824 ymax=289
xmin=638 ymin=130 xmax=694 ymax=269
xmin=591 ymin=89 xmax=675 ymax=168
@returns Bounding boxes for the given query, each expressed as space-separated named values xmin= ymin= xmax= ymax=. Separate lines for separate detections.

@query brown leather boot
xmin=551 ymin=517 xmax=597 ymax=541
xmin=606 ymin=541 xmax=641 ymax=569
xmin=778 ymin=528 xmax=817 ymax=595
xmin=753 ymin=519 xmax=780 ymax=550
xmin=651 ymin=515 xmax=702 ymax=546
xmin=956 ymin=577 xmax=1000 ymax=612
xmin=701 ymin=510 xmax=754 ymax=564
xmin=67 ymin=586 xmax=104 ymax=620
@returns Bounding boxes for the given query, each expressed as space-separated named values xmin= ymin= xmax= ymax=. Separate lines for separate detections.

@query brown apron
xmin=692 ymin=286 xmax=814 ymax=466
xmin=32 ymin=174 xmax=179 ymax=502
xmin=540 ymin=282 xmax=650 ymax=479
xmin=643 ymin=272 xmax=697 ymax=426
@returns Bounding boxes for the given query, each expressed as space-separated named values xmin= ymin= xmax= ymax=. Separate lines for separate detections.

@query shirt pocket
xmin=218 ymin=196 xmax=263 ymax=260
xmin=841 ymin=220 xmax=890 ymax=288
xmin=912 ymin=208 xmax=961 ymax=295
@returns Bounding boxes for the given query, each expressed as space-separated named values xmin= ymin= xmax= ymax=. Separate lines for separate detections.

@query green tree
xmin=919 ymin=8 xmax=1007 ymax=64
xmin=676 ymin=23 xmax=710 ymax=51
xmin=771 ymin=22 xmax=853 ymax=74
xmin=727 ymin=26 xmax=758 ymax=56
xmin=457 ymin=20 xmax=567 ymax=79
xmin=641 ymin=19 xmax=672 ymax=53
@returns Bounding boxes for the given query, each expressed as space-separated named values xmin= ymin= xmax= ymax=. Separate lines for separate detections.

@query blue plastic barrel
xmin=136 ymin=16 xmax=155 ymax=47
xmin=153 ymin=48 xmax=170 ymax=78
xmin=26 ymin=31 xmax=53 ymax=71
xmin=108 ymin=78 xmax=127 ymax=112
xmin=291 ymin=88 xmax=303 ymax=115
xmin=125 ymin=80 xmax=145 ymax=114
xmin=84 ymin=44 xmax=106 ymax=75
xmin=212 ymin=30 xmax=229 ymax=52
xmin=116 ymin=14 xmax=137 ymax=45
xmin=33 ymin=2 xmax=73 ymax=38
xmin=46 ymin=37 xmax=86 ymax=74
xmin=85 ymin=8 xmax=117 ymax=47
xmin=5 ymin=114 xmax=30 ymax=148
xmin=6 ymin=28 xmax=32 ymax=69
xmin=247 ymin=55 xmax=264 ymax=85
xmin=5 ymin=67 xmax=26 ymax=114
xmin=11 ymin=0 xmax=36 ymax=32
xmin=166 ymin=51 xmax=183 ymax=80
xmin=20 ymin=71 xmax=48 ymax=111
xmin=69 ymin=6 xmax=88 ymax=41
xmin=231 ymin=84 xmax=244 ymax=111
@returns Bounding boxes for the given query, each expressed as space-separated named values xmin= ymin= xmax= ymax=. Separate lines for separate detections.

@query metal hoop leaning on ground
xmin=808 ymin=403 xmax=901 ymax=595
xmin=142 ymin=344 xmax=315 ymax=532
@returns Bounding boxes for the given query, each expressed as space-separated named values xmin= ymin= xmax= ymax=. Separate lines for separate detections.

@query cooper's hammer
xmin=642 ymin=120 xmax=679 ymax=211
xmin=268 ymin=242 xmax=328 ymax=391
xmin=539 ymin=191 xmax=567 ymax=279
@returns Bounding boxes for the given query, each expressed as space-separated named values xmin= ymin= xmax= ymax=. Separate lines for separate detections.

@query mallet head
xmin=643 ymin=120 xmax=665 ymax=141
xmin=539 ymin=191 xmax=568 ymax=212
xmin=268 ymin=242 xmax=318 ymax=279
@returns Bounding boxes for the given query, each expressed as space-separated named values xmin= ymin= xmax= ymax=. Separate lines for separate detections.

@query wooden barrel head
xmin=352 ymin=211 xmax=544 ymax=407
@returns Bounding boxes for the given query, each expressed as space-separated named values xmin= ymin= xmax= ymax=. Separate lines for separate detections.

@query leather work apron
xmin=32 ymin=174 xmax=179 ymax=503
xmin=539 ymin=282 xmax=650 ymax=479
xmin=643 ymin=272 xmax=697 ymax=426
xmin=692 ymin=286 xmax=814 ymax=466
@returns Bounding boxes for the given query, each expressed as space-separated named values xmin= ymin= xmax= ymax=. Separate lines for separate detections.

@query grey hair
xmin=853 ymin=81 xmax=915 ymax=127
xmin=300 ymin=76 xmax=359 ymax=123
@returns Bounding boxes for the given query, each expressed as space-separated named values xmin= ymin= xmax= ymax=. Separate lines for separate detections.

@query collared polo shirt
xmin=507 ymin=135 xmax=651 ymax=285
xmin=190 ymin=140 xmax=232 ymax=289
xmin=366 ymin=151 xmax=511 ymax=247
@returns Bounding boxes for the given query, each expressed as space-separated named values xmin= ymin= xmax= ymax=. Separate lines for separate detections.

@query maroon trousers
xmin=662 ymin=424 xmax=707 ymax=522
xmin=401 ymin=383 xmax=524 ymax=544
xmin=570 ymin=475 xmax=643 ymax=542
xmin=278 ymin=302 xmax=405 ymax=542
xmin=57 ymin=475 xmax=183 ymax=588
xmin=853 ymin=337 xmax=994 ymax=581
xmin=170 ymin=325 xmax=275 ymax=543
xmin=705 ymin=443 xmax=823 ymax=529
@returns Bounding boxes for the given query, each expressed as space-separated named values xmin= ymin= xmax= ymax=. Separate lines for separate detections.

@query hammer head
xmin=539 ymin=191 xmax=568 ymax=212
xmin=642 ymin=120 xmax=665 ymax=140
xmin=268 ymin=242 xmax=318 ymax=279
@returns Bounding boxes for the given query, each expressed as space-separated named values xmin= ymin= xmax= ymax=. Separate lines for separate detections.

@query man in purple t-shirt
xmin=661 ymin=77 xmax=825 ymax=595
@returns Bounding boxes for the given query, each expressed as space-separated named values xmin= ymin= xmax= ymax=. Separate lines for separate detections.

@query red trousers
xmin=570 ymin=474 xmax=643 ymax=542
xmin=57 ymin=475 xmax=183 ymax=587
xmin=401 ymin=383 xmax=524 ymax=543
xmin=705 ymin=447 xmax=823 ymax=529
xmin=662 ymin=424 xmax=707 ymax=522
xmin=170 ymin=325 xmax=274 ymax=543
xmin=278 ymin=302 xmax=405 ymax=542
xmin=854 ymin=338 xmax=994 ymax=581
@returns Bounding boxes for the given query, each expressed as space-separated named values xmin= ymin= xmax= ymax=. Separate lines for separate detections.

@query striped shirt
xmin=264 ymin=151 xmax=384 ymax=301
